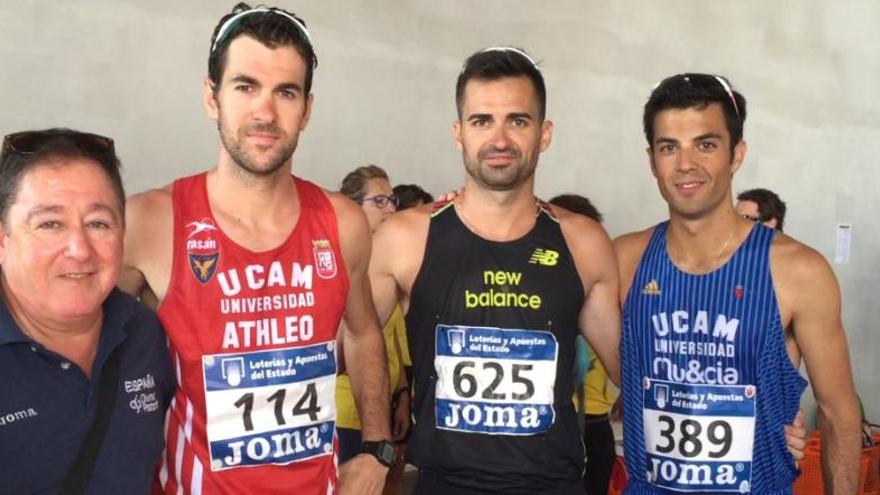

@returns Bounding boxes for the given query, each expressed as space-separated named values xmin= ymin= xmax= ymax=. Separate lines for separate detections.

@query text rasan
xmin=651 ymin=311 xmax=740 ymax=341
xmin=217 ymin=262 xmax=313 ymax=296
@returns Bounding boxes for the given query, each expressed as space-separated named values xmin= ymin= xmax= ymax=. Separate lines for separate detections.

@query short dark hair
xmin=737 ymin=188 xmax=786 ymax=232
xmin=340 ymin=165 xmax=389 ymax=203
xmin=549 ymin=194 xmax=603 ymax=224
xmin=456 ymin=47 xmax=546 ymax=120
xmin=208 ymin=3 xmax=318 ymax=93
xmin=393 ymin=184 xmax=434 ymax=210
xmin=0 ymin=128 xmax=125 ymax=225
xmin=643 ymin=73 xmax=746 ymax=157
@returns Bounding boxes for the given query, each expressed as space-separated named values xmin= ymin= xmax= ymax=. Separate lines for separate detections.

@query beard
xmin=463 ymin=145 xmax=536 ymax=191
xmin=218 ymin=118 xmax=298 ymax=177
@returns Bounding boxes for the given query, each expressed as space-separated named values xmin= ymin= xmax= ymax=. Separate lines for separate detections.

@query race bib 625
xmin=434 ymin=324 xmax=558 ymax=435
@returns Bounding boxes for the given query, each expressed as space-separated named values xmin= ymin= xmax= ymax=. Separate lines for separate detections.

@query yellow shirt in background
xmin=578 ymin=348 xmax=617 ymax=415
xmin=335 ymin=305 xmax=409 ymax=429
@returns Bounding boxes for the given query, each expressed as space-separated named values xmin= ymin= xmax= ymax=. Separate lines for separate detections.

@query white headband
xmin=480 ymin=46 xmax=540 ymax=69
xmin=212 ymin=7 xmax=313 ymax=53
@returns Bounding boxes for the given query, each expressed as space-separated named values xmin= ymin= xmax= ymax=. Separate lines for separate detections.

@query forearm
xmin=819 ymin=398 xmax=861 ymax=494
xmin=345 ymin=327 xmax=392 ymax=441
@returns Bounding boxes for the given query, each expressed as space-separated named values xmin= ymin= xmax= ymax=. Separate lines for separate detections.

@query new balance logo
xmin=529 ymin=248 xmax=559 ymax=266
xmin=642 ymin=279 xmax=661 ymax=295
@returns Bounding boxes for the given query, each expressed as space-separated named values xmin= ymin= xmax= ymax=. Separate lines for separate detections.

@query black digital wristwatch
xmin=361 ymin=440 xmax=398 ymax=468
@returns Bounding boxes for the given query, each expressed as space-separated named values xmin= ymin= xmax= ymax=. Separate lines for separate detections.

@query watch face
xmin=379 ymin=443 xmax=396 ymax=464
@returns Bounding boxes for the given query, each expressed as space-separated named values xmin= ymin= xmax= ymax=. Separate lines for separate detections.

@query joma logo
xmin=0 ymin=408 xmax=38 ymax=426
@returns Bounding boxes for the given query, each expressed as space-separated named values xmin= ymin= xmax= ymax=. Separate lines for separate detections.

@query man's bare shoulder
xmin=371 ymin=203 xmax=432 ymax=275
xmin=125 ymin=185 xmax=174 ymax=247
xmin=547 ymin=203 xmax=607 ymax=240
xmin=322 ymin=189 xmax=363 ymax=225
xmin=613 ymin=227 xmax=656 ymax=298
xmin=613 ymin=227 xmax=655 ymax=265
xmin=126 ymin=184 xmax=174 ymax=225
xmin=385 ymin=203 xmax=433 ymax=234
xmin=770 ymin=232 xmax=835 ymax=287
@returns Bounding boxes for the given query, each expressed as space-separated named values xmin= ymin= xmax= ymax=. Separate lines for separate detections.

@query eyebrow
xmin=693 ymin=132 xmax=723 ymax=141
xmin=654 ymin=132 xmax=724 ymax=146
xmin=26 ymin=203 xmax=122 ymax=223
xmin=227 ymin=74 xmax=303 ymax=94
xmin=507 ymin=112 xmax=533 ymax=121
xmin=654 ymin=137 xmax=679 ymax=146
xmin=466 ymin=112 xmax=534 ymax=122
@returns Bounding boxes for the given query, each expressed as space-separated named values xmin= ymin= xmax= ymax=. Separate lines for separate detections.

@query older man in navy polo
xmin=0 ymin=128 xmax=175 ymax=494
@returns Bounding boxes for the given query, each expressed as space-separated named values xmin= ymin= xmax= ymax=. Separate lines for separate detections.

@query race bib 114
xmin=434 ymin=324 xmax=558 ymax=435
xmin=202 ymin=342 xmax=337 ymax=471
xmin=643 ymin=378 xmax=757 ymax=493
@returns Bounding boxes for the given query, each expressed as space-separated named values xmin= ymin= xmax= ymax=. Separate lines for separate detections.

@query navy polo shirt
xmin=0 ymin=288 xmax=175 ymax=494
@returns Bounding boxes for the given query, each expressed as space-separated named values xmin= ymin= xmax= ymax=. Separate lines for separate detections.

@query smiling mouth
xmin=61 ymin=272 xmax=94 ymax=279
xmin=675 ymin=180 xmax=704 ymax=191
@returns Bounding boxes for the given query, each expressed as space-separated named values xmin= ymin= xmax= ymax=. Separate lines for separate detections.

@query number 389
xmin=655 ymin=415 xmax=732 ymax=458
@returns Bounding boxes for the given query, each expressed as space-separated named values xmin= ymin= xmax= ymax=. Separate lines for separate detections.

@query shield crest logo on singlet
xmin=312 ymin=239 xmax=337 ymax=279
xmin=186 ymin=218 xmax=220 ymax=284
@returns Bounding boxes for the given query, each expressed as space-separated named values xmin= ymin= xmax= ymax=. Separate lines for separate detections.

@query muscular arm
xmin=559 ymin=210 xmax=621 ymax=386
xmin=368 ymin=207 xmax=430 ymax=326
xmin=331 ymin=194 xmax=392 ymax=443
xmin=775 ymin=242 xmax=860 ymax=493
xmin=119 ymin=187 xmax=173 ymax=309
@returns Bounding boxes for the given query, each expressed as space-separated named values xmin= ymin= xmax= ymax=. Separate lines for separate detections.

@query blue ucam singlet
xmin=621 ymin=222 xmax=807 ymax=494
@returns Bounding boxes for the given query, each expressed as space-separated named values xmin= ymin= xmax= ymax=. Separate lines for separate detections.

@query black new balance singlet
xmin=405 ymin=201 xmax=586 ymax=493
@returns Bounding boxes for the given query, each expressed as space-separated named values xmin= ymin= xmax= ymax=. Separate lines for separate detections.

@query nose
xmin=488 ymin=125 xmax=511 ymax=150
xmin=64 ymin=226 xmax=93 ymax=261
xmin=251 ymin=91 xmax=277 ymax=123
xmin=675 ymin=148 xmax=698 ymax=173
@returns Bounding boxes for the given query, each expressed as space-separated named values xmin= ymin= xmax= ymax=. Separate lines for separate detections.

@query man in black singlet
xmin=368 ymin=48 xmax=622 ymax=494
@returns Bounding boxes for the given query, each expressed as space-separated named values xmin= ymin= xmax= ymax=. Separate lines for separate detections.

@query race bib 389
xmin=202 ymin=342 xmax=337 ymax=471
xmin=643 ymin=378 xmax=757 ymax=493
xmin=434 ymin=324 xmax=558 ymax=435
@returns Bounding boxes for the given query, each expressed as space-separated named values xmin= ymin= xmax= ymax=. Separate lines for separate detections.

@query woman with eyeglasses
xmin=337 ymin=165 xmax=410 ymax=495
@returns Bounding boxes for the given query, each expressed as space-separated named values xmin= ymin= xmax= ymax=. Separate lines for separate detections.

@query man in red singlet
xmin=120 ymin=4 xmax=393 ymax=494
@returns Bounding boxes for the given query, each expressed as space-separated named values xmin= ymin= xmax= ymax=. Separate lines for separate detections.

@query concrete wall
xmin=1 ymin=0 xmax=877 ymax=419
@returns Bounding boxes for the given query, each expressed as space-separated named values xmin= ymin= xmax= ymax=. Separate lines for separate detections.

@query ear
xmin=539 ymin=120 xmax=554 ymax=153
xmin=0 ymin=225 xmax=7 ymax=264
xmin=730 ymin=139 xmax=747 ymax=175
xmin=452 ymin=120 xmax=463 ymax=152
xmin=299 ymin=93 xmax=314 ymax=132
xmin=203 ymin=77 xmax=219 ymax=121
xmin=764 ymin=218 xmax=779 ymax=230
xmin=647 ymin=146 xmax=659 ymax=179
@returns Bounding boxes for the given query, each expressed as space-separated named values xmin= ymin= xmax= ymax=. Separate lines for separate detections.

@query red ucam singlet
xmin=156 ymin=173 xmax=348 ymax=495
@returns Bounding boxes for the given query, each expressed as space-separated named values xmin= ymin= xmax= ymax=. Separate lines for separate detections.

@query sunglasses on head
xmin=2 ymin=130 xmax=115 ymax=160
xmin=656 ymin=73 xmax=740 ymax=117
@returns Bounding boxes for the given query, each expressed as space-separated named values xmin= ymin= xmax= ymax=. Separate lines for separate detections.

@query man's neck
xmin=666 ymin=204 xmax=749 ymax=274
xmin=211 ymin=154 xmax=297 ymax=218
xmin=456 ymin=181 xmax=538 ymax=242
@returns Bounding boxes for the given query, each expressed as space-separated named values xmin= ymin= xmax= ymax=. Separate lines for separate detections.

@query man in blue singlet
xmin=614 ymin=74 xmax=861 ymax=493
